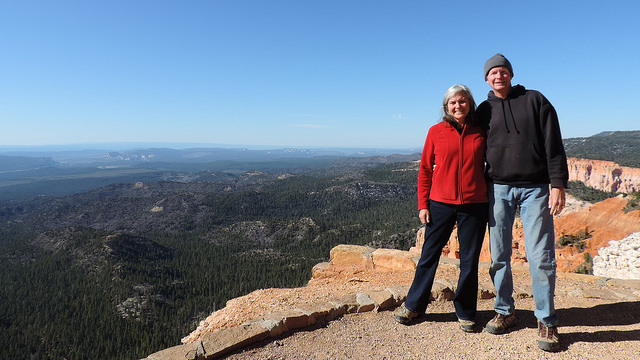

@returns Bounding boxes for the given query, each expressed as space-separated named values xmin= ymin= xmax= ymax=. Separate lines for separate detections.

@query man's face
xmin=486 ymin=66 xmax=512 ymax=93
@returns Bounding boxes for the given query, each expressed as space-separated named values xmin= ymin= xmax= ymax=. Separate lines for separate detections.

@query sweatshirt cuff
xmin=550 ymin=178 xmax=567 ymax=189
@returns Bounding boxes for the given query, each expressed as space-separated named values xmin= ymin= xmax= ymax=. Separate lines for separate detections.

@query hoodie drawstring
xmin=500 ymin=98 xmax=520 ymax=134
xmin=500 ymin=101 xmax=510 ymax=133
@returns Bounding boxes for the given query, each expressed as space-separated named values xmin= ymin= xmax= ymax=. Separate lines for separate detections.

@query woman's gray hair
xmin=441 ymin=84 xmax=478 ymax=125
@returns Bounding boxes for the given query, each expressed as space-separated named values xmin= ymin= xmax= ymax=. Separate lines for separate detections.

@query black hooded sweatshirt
xmin=477 ymin=84 xmax=569 ymax=188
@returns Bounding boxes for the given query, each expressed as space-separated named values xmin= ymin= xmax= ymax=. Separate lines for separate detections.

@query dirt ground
xmin=223 ymin=269 xmax=640 ymax=360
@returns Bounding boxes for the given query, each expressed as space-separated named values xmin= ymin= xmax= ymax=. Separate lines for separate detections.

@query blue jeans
xmin=488 ymin=183 xmax=558 ymax=326
xmin=405 ymin=200 xmax=488 ymax=321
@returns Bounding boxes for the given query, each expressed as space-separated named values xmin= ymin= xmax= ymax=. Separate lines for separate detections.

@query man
xmin=477 ymin=53 xmax=569 ymax=352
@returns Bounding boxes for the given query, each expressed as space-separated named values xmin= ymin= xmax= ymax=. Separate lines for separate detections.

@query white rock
xmin=592 ymin=232 xmax=640 ymax=280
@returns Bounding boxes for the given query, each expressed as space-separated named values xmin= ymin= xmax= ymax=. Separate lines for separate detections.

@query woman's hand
xmin=419 ymin=209 xmax=431 ymax=224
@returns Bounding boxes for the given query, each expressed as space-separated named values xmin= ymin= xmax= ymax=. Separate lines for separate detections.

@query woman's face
xmin=447 ymin=92 xmax=470 ymax=124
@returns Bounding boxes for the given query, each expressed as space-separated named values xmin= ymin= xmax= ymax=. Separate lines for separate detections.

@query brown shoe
xmin=394 ymin=305 xmax=420 ymax=325
xmin=485 ymin=312 xmax=516 ymax=334
xmin=458 ymin=319 xmax=476 ymax=333
xmin=537 ymin=320 xmax=560 ymax=352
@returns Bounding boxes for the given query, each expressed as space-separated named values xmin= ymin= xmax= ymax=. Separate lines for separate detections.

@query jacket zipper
xmin=458 ymin=125 xmax=465 ymax=204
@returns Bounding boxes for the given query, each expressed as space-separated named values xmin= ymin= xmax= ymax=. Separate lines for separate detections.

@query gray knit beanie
xmin=484 ymin=53 xmax=513 ymax=79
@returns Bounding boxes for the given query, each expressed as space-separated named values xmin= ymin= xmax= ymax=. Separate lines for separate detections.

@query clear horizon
xmin=0 ymin=141 xmax=421 ymax=152
xmin=2 ymin=127 xmax=635 ymax=154
xmin=2 ymin=1 xmax=639 ymax=148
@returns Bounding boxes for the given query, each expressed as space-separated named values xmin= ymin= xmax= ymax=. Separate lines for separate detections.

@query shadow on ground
xmin=557 ymin=301 xmax=640 ymax=347
xmin=427 ymin=301 xmax=640 ymax=349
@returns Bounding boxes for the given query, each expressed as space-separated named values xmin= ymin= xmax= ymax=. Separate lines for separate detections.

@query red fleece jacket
xmin=418 ymin=121 xmax=488 ymax=210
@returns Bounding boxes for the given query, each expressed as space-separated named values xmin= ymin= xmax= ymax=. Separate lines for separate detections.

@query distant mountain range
xmin=0 ymin=145 xmax=419 ymax=169
xmin=0 ymin=130 xmax=637 ymax=201
xmin=0 ymin=155 xmax=58 ymax=171
xmin=1 ymin=130 xmax=638 ymax=172
xmin=0 ymin=146 xmax=419 ymax=201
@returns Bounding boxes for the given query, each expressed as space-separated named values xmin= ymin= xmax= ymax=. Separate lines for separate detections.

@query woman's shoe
xmin=458 ymin=318 xmax=476 ymax=333
xmin=394 ymin=305 xmax=420 ymax=325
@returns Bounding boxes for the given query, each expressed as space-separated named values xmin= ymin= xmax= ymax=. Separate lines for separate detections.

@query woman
xmin=395 ymin=84 xmax=488 ymax=332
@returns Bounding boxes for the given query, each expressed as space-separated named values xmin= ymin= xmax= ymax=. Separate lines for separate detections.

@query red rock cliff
xmin=568 ymin=157 xmax=640 ymax=193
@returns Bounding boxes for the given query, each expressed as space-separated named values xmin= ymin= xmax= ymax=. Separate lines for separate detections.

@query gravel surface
xmin=224 ymin=272 xmax=640 ymax=360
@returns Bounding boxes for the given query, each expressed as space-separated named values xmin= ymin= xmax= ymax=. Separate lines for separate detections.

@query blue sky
xmin=1 ymin=0 xmax=638 ymax=149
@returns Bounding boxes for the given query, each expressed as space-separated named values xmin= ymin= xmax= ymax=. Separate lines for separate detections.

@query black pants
xmin=404 ymin=200 xmax=488 ymax=320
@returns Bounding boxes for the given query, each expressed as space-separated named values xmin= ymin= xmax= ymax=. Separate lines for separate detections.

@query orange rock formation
xmin=568 ymin=157 xmax=640 ymax=193
xmin=554 ymin=196 xmax=640 ymax=272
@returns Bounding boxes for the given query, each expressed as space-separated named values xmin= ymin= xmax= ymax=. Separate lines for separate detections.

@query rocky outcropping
xmin=568 ymin=157 xmax=640 ymax=193
xmin=146 ymin=245 xmax=446 ymax=360
xmin=593 ymin=232 xmax=640 ymax=279
xmin=554 ymin=196 xmax=640 ymax=272
xmin=146 ymin=243 xmax=640 ymax=360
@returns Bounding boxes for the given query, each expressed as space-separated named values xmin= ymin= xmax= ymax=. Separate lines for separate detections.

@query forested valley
xmin=0 ymin=157 xmax=422 ymax=359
